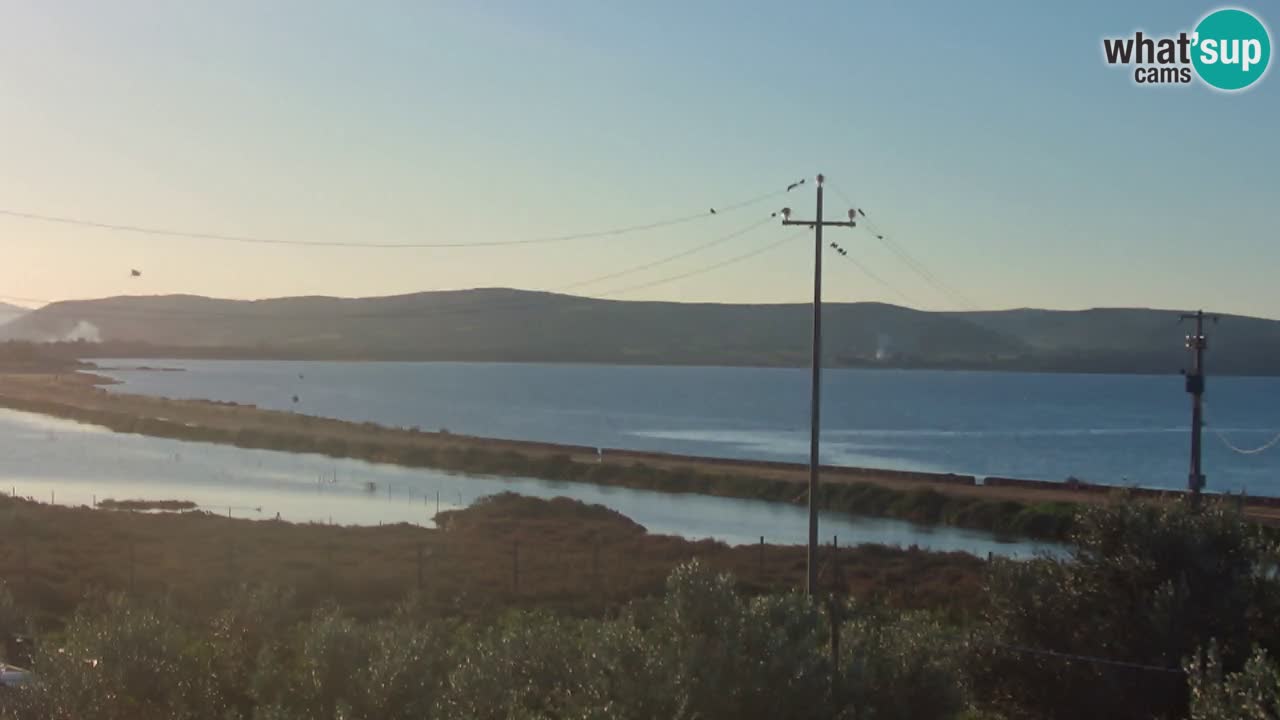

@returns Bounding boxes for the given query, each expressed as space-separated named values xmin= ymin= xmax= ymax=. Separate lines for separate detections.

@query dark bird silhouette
xmin=298 ymin=373 xmax=304 ymax=379
xmin=709 ymin=208 xmax=717 ymax=214
xmin=130 ymin=269 xmax=141 ymax=277
xmin=291 ymin=395 xmax=299 ymax=403
xmin=786 ymin=179 xmax=805 ymax=192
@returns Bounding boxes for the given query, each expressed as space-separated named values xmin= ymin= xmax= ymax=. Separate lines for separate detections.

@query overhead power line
xmin=828 ymin=183 xmax=977 ymax=310
xmin=871 ymin=225 xmax=977 ymax=310
xmin=552 ymin=216 xmax=774 ymax=293
xmin=978 ymin=639 xmax=1186 ymax=675
xmin=1204 ymin=402 xmax=1280 ymax=455
xmin=595 ymin=230 xmax=806 ymax=297
xmin=0 ymin=184 xmax=790 ymax=250
xmin=826 ymin=240 xmax=914 ymax=305
xmin=1211 ymin=427 xmax=1280 ymax=455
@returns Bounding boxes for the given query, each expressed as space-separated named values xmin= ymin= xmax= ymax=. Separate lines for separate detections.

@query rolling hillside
xmin=1 ymin=289 xmax=1276 ymax=373
xmin=0 ymin=301 xmax=30 ymax=327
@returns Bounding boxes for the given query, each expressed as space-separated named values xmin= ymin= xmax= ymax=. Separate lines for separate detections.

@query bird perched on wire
xmin=786 ymin=179 xmax=806 ymax=192
xmin=130 ymin=269 xmax=141 ymax=277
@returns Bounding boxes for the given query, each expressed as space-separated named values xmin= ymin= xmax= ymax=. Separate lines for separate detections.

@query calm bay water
xmin=98 ymin=360 xmax=1280 ymax=496
xmin=0 ymin=408 xmax=1054 ymax=557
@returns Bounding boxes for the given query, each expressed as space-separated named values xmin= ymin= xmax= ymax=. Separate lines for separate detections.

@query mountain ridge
xmin=2 ymin=289 xmax=1277 ymax=374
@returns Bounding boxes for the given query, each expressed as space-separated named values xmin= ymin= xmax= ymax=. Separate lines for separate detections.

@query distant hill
xmin=1 ymin=289 xmax=1276 ymax=374
xmin=0 ymin=301 xmax=30 ymax=328
xmin=953 ymin=308 xmax=1280 ymax=375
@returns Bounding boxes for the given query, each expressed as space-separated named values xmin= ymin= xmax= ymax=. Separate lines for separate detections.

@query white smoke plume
xmin=875 ymin=332 xmax=893 ymax=361
xmin=46 ymin=320 xmax=102 ymax=343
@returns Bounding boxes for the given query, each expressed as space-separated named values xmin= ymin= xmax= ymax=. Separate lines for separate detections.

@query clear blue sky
xmin=0 ymin=0 xmax=1276 ymax=316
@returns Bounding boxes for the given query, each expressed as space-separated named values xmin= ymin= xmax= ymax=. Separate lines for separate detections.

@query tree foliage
xmin=975 ymin=499 xmax=1280 ymax=719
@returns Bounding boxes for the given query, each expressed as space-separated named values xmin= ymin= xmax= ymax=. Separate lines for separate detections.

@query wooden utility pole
xmin=781 ymin=173 xmax=856 ymax=596
xmin=1181 ymin=310 xmax=1217 ymax=504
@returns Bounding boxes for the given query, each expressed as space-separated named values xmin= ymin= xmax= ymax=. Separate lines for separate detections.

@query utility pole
xmin=1180 ymin=309 xmax=1217 ymax=504
xmin=780 ymin=173 xmax=856 ymax=596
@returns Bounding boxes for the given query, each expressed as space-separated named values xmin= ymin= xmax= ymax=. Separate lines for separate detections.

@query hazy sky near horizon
xmin=1 ymin=1 xmax=1277 ymax=317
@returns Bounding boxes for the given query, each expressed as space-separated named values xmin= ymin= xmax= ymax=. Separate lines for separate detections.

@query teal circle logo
xmin=1192 ymin=8 xmax=1271 ymax=91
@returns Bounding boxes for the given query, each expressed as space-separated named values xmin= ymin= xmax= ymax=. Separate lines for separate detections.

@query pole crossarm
xmin=781 ymin=220 xmax=858 ymax=227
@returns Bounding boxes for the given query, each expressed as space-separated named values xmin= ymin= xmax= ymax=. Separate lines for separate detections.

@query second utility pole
xmin=1181 ymin=309 xmax=1217 ymax=505
xmin=781 ymin=173 xmax=856 ymax=595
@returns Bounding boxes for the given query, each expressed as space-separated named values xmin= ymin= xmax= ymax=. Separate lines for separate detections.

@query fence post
xmin=828 ymin=594 xmax=841 ymax=695
xmin=593 ymin=539 xmax=601 ymax=601
xmin=759 ymin=536 xmax=765 ymax=571
xmin=325 ymin=542 xmax=334 ymax=596
xmin=513 ymin=541 xmax=520 ymax=596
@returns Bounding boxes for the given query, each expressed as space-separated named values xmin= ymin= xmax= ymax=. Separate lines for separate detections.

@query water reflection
xmin=0 ymin=409 xmax=1059 ymax=558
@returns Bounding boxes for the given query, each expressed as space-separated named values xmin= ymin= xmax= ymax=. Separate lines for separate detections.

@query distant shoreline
xmin=74 ymin=349 xmax=1274 ymax=378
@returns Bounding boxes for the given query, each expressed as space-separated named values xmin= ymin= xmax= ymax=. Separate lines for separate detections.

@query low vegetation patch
xmin=434 ymin=492 xmax=646 ymax=542
xmin=96 ymin=498 xmax=197 ymax=512
xmin=0 ymin=493 xmax=985 ymax=628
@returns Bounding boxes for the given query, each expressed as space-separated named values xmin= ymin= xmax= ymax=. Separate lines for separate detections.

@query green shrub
xmin=1187 ymin=642 xmax=1280 ymax=720
xmin=17 ymin=594 xmax=220 ymax=720
xmin=838 ymin=608 xmax=971 ymax=719
xmin=975 ymin=499 xmax=1280 ymax=719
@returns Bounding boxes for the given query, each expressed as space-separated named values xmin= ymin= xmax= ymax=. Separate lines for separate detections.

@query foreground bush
xmin=5 ymin=498 xmax=1279 ymax=719
xmin=975 ymin=498 xmax=1280 ymax=719
xmin=1 ymin=561 xmax=972 ymax=720
xmin=8 ymin=595 xmax=219 ymax=720
xmin=1188 ymin=644 xmax=1280 ymax=720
